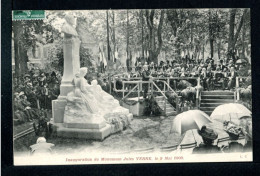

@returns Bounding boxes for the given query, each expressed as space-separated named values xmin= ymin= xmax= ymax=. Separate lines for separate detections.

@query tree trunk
xmin=233 ymin=9 xmax=248 ymax=50
xmin=209 ymin=39 xmax=214 ymax=58
xmin=242 ymin=19 xmax=246 ymax=59
xmin=145 ymin=9 xmax=165 ymax=64
xmin=141 ymin=10 xmax=144 ymax=58
xmin=126 ymin=10 xmax=129 ymax=59
xmin=166 ymin=9 xmax=178 ymax=37
xmin=217 ymin=39 xmax=221 ymax=60
xmin=106 ymin=10 xmax=110 ymax=61
xmin=13 ymin=28 xmax=20 ymax=77
xmin=202 ymin=42 xmax=205 ymax=60
xmin=228 ymin=9 xmax=237 ymax=53
xmin=112 ymin=11 xmax=116 ymax=56
xmin=19 ymin=44 xmax=29 ymax=74
xmin=13 ymin=21 xmax=29 ymax=76
xmin=209 ymin=10 xmax=214 ymax=58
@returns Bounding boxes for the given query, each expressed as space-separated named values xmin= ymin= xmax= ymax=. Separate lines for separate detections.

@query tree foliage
xmin=13 ymin=9 xmax=251 ymax=76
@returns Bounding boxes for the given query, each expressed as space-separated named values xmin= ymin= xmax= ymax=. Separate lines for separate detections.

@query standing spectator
xmin=219 ymin=59 xmax=226 ymax=71
xmin=38 ymin=73 xmax=47 ymax=87
xmin=205 ymin=67 xmax=214 ymax=91
xmin=228 ymin=66 xmax=237 ymax=90
xmin=41 ymin=83 xmax=49 ymax=109
xmin=24 ymin=82 xmax=37 ymax=108
xmin=142 ymin=64 xmax=151 ymax=99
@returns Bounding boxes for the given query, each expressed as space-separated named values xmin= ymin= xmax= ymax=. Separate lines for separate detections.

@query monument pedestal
xmin=52 ymin=36 xmax=81 ymax=124
xmin=52 ymin=99 xmax=67 ymax=123
xmin=50 ymin=31 xmax=112 ymax=140
xmin=52 ymin=97 xmax=112 ymax=140
xmin=51 ymin=16 xmax=131 ymax=140
xmin=51 ymin=121 xmax=111 ymax=140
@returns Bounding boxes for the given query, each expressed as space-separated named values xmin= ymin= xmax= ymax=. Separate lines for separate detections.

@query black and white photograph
xmin=11 ymin=9 xmax=252 ymax=165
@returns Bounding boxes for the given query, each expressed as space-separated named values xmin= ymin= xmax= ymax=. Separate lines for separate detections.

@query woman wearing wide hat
xmin=222 ymin=121 xmax=243 ymax=153
xmin=192 ymin=126 xmax=221 ymax=154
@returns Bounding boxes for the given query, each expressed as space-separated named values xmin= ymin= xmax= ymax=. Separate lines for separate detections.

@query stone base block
xmin=63 ymin=118 xmax=106 ymax=129
xmin=122 ymin=102 xmax=144 ymax=116
xmin=51 ymin=122 xmax=111 ymax=140
xmin=52 ymin=99 xmax=67 ymax=123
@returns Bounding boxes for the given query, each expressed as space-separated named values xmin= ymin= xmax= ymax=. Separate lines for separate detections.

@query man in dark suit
xmin=219 ymin=59 xmax=226 ymax=71
xmin=206 ymin=67 xmax=214 ymax=91
xmin=142 ymin=64 xmax=151 ymax=99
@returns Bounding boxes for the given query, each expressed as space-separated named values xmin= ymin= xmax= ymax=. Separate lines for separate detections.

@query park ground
xmin=13 ymin=115 xmax=232 ymax=156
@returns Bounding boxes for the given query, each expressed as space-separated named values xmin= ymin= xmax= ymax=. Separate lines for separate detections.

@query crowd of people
xmin=13 ymin=54 xmax=251 ymax=125
xmin=111 ymin=55 xmax=251 ymax=108
xmin=124 ymin=55 xmax=251 ymax=90
xmin=192 ymin=116 xmax=252 ymax=154
xmin=13 ymin=65 xmax=61 ymax=124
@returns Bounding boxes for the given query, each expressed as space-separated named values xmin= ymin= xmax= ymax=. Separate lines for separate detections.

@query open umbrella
xmin=210 ymin=103 xmax=251 ymax=124
xmin=171 ymin=110 xmax=212 ymax=137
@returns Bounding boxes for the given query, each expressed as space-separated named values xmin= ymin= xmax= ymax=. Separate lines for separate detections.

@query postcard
xmin=12 ymin=9 xmax=252 ymax=165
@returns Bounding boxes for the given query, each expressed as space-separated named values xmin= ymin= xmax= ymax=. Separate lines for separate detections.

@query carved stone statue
xmin=61 ymin=14 xmax=78 ymax=38
xmin=63 ymin=67 xmax=133 ymax=133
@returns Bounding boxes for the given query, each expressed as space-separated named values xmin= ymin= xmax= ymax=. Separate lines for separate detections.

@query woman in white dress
xmin=64 ymin=67 xmax=132 ymax=133
xmin=65 ymin=67 xmax=130 ymax=119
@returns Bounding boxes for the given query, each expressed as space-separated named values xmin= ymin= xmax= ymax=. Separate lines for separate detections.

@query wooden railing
xmin=196 ymin=77 xmax=202 ymax=108
xmin=113 ymin=76 xmax=201 ymax=110
xmin=112 ymin=76 xmax=198 ymax=91
xmin=235 ymin=76 xmax=248 ymax=101
xmin=156 ymin=80 xmax=181 ymax=113
xmin=114 ymin=79 xmax=180 ymax=114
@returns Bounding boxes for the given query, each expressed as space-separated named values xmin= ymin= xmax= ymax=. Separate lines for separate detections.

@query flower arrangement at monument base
xmin=104 ymin=113 xmax=131 ymax=134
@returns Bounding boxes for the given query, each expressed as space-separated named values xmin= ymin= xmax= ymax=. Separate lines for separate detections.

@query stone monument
xmin=51 ymin=15 xmax=132 ymax=140
xmin=52 ymin=14 xmax=81 ymax=123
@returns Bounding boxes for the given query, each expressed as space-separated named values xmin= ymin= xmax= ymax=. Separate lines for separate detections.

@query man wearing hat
xmin=142 ymin=64 xmax=152 ymax=99
xmin=219 ymin=59 xmax=226 ymax=71
xmin=38 ymin=73 xmax=47 ymax=87
xmin=192 ymin=126 xmax=221 ymax=154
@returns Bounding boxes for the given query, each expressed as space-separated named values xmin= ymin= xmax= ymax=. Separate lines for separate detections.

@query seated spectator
xmin=191 ymin=66 xmax=198 ymax=76
xmin=13 ymin=92 xmax=27 ymax=123
xmin=180 ymin=67 xmax=186 ymax=77
xmin=19 ymin=92 xmax=34 ymax=121
xmin=200 ymin=68 xmax=207 ymax=90
xmin=192 ymin=126 xmax=221 ymax=154
xmin=150 ymin=67 xmax=157 ymax=77
xmin=222 ymin=121 xmax=243 ymax=153
xmin=213 ymin=67 xmax=225 ymax=90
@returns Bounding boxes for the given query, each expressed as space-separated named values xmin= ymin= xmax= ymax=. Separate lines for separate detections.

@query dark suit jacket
xmin=142 ymin=70 xmax=150 ymax=81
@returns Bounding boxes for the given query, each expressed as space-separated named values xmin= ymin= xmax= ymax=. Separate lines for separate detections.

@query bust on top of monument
xmin=61 ymin=14 xmax=78 ymax=37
